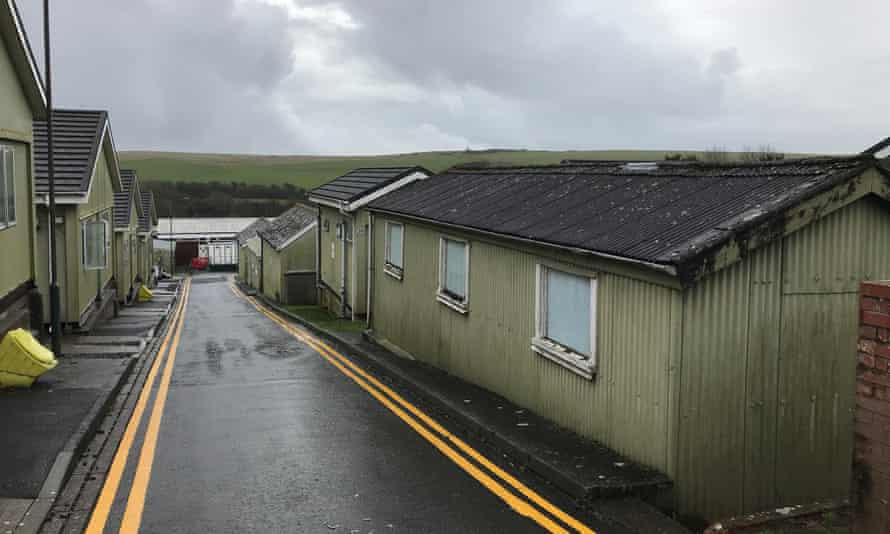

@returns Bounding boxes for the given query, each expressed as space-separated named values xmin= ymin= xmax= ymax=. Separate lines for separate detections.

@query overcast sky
xmin=18 ymin=0 xmax=890 ymax=155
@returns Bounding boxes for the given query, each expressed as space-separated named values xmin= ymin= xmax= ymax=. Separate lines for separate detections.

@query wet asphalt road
xmin=99 ymin=274 xmax=613 ymax=533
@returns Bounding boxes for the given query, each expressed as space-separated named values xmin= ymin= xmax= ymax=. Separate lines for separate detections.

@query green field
xmin=119 ymin=149 xmax=693 ymax=189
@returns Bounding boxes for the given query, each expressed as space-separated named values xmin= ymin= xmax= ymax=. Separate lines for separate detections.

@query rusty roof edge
xmin=667 ymin=159 xmax=878 ymax=278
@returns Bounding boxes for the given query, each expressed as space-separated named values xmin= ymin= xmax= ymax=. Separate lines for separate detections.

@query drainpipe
xmin=340 ymin=217 xmax=347 ymax=318
xmin=350 ymin=213 xmax=357 ymax=321
xmin=44 ymin=0 xmax=62 ymax=355
xmin=315 ymin=209 xmax=321 ymax=304
xmin=259 ymin=238 xmax=264 ymax=295
xmin=365 ymin=211 xmax=373 ymax=330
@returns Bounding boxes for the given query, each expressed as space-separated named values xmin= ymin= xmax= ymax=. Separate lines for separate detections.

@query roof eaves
xmin=368 ymin=206 xmax=678 ymax=278
xmin=669 ymin=159 xmax=877 ymax=279
xmin=2 ymin=0 xmax=46 ymax=116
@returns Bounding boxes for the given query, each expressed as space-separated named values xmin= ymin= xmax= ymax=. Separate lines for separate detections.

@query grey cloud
xmin=19 ymin=0 xmax=303 ymax=152
xmin=16 ymin=1 xmax=890 ymax=154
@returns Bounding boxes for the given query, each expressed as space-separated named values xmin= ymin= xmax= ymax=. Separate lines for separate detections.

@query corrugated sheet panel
xmin=370 ymin=216 xmax=679 ymax=471
xmin=677 ymin=257 xmax=752 ymax=518
xmin=677 ymin=195 xmax=890 ymax=520
xmin=369 ymin=157 xmax=870 ymax=267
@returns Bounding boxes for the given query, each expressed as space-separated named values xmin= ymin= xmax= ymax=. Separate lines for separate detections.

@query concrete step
xmin=60 ymin=345 xmax=139 ymax=358
xmin=65 ymin=335 xmax=144 ymax=346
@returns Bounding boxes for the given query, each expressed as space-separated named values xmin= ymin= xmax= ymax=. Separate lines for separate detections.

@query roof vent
xmin=621 ymin=162 xmax=659 ymax=172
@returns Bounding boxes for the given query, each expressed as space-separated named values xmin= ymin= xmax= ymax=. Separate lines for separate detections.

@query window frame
xmin=531 ymin=263 xmax=597 ymax=379
xmin=383 ymin=221 xmax=405 ymax=280
xmin=0 ymin=146 xmax=15 ymax=230
xmin=82 ymin=217 xmax=110 ymax=271
xmin=436 ymin=236 xmax=470 ymax=314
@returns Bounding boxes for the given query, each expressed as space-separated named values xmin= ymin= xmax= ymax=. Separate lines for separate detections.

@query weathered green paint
xmin=260 ymin=229 xmax=315 ymax=303
xmin=0 ymin=31 xmax=37 ymax=306
xmin=369 ymin=185 xmax=890 ymax=521
xmin=369 ymin=215 xmax=678 ymax=470
xmin=113 ymin=200 xmax=140 ymax=301
xmin=0 ymin=140 xmax=35 ymax=298
xmin=35 ymin=148 xmax=117 ymax=326
xmin=239 ymin=241 xmax=263 ymax=289
xmin=317 ymin=205 xmax=370 ymax=317
xmin=0 ymin=31 xmax=34 ymax=142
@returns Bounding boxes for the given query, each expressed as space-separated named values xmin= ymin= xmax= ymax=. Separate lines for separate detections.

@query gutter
xmin=367 ymin=208 xmax=678 ymax=277
xmin=315 ymin=209 xmax=321 ymax=305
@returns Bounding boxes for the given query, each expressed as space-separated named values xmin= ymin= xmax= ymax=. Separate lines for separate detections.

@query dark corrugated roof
xmin=257 ymin=205 xmax=316 ymax=250
xmin=138 ymin=191 xmax=155 ymax=232
xmin=863 ymin=137 xmax=890 ymax=156
xmin=34 ymin=109 xmax=107 ymax=195
xmin=236 ymin=218 xmax=271 ymax=244
xmin=113 ymin=169 xmax=139 ymax=228
xmin=309 ymin=166 xmax=431 ymax=204
xmin=369 ymin=156 xmax=875 ymax=272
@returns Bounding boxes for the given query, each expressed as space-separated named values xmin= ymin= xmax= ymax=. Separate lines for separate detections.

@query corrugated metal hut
xmin=112 ymin=169 xmax=144 ymax=303
xmin=365 ymin=155 xmax=890 ymax=521
xmin=256 ymin=205 xmax=317 ymax=304
xmin=33 ymin=109 xmax=122 ymax=330
xmin=0 ymin=0 xmax=46 ymax=338
xmin=236 ymin=217 xmax=270 ymax=290
xmin=136 ymin=191 xmax=157 ymax=285
xmin=308 ymin=166 xmax=430 ymax=318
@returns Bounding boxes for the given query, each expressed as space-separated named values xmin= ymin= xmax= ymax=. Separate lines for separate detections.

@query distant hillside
xmin=125 ymin=148 xmax=820 ymax=217
xmin=120 ymin=149 xmax=705 ymax=189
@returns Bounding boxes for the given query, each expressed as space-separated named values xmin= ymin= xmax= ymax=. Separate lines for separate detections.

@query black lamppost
xmin=44 ymin=0 xmax=61 ymax=355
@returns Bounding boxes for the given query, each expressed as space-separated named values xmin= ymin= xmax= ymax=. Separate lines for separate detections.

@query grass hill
xmin=123 ymin=148 xmax=817 ymax=217
xmin=119 ymin=149 xmax=696 ymax=189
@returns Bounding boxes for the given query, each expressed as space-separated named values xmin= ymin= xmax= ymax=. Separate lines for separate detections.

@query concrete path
xmin=87 ymin=274 xmax=622 ymax=533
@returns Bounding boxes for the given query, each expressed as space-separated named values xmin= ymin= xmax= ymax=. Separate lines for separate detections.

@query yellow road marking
xmin=85 ymin=280 xmax=191 ymax=534
xmin=231 ymin=284 xmax=594 ymax=534
xmin=118 ymin=279 xmax=192 ymax=533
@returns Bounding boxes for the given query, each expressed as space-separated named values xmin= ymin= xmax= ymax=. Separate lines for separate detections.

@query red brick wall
xmin=854 ymin=281 xmax=890 ymax=533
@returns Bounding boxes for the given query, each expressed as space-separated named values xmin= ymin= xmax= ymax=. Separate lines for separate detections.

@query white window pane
xmin=388 ymin=224 xmax=403 ymax=267
xmin=546 ymin=269 xmax=590 ymax=354
xmin=84 ymin=221 xmax=107 ymax=269
xmin=444 ymin=239 xmax=466 ymax=298
xmin=5 ymin=150 xmax=14 ymax=225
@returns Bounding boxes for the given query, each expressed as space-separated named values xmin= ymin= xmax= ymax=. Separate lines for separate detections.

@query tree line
xmin=144 ymin=181 xmax=308 ymax=217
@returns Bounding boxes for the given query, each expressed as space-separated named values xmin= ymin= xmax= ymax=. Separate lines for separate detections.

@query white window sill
xmin=384 ymin=264 xmax=403 ymax=281
xmin=531 ymin=337 xmax=595 ymax=380
xmin=0 ymin=221 xmax=16 ymax=231
xmin=436 ymin=292 xmax=468 ymax=315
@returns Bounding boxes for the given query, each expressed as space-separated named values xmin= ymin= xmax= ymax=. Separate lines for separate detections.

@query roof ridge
xmin=446 ymin=154 xmax=871 ymax=173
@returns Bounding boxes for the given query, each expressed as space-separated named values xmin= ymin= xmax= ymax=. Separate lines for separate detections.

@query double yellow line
xmin=86 ymin=278 xmax=192 ymax=534
xmin=230 ymin=283 xmax=595 ymax=534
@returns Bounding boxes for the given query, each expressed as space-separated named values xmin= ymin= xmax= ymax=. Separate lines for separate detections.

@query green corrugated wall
xmin=0 ymin=32 xmax=36 ymax=303
xmin=369 ymin=215 xmax=680 ymax=471
xmin=261 ymin=230 xmax=315 ymax=303
xmin=73 ymin=149 xmax=115 ymax=323
xmin=369 ymin=188 xmax=890 ymax=521
xmin=676 ymin=194 xmax=890 ymax=519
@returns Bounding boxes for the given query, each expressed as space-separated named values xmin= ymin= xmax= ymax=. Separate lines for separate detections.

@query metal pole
xmin=44 ymin=0 xmax=61 ymax=355
xmin=169 ymin=201 xmax=173 ymax=275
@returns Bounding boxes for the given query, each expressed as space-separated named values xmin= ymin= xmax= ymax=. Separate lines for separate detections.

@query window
xmin=437 ymin=237 xmax=469 ymax=313
xmin=384 ymin=222 xmax=404 ymax=279
xmin=0 ymin=147 xmax=15 ymax=229
xmin=532 ymin=265 xmax=597 ymax=379
xmin=83 ymin=218 xmax=109 ymax=270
